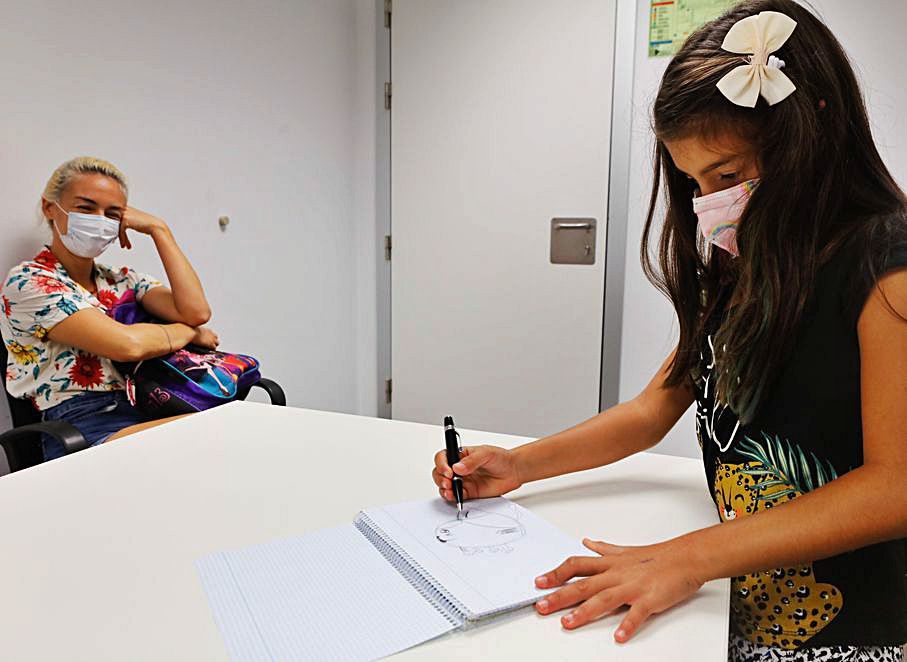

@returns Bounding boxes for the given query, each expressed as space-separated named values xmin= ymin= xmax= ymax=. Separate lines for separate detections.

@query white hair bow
xmin=716 ymin=11 xmax=798 ymax=108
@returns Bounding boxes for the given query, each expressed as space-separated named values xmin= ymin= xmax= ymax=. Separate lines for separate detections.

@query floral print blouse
xmin=1 ymin=247 xmax=161 ymax=411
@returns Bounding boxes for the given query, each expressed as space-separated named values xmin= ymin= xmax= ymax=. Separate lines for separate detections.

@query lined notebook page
xmin=196 ymin=524 xmax=456 ymax=662
xmin=362 ymin=497 xmax=588 ymax=620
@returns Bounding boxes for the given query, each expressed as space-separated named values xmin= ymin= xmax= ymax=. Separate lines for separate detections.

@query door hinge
xmin=384 ymin=234 xmax=392 ymax=261
xmin=384 ymin=378 xmax=393 ymax=404
xmin=384 ymin=81 xmax=392 ymax=110
xmin=384 ymin=0 xmax=392 ymax=29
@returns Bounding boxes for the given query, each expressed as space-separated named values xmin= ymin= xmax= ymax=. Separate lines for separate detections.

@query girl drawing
xmin=434 ymin=506 xmax=526 ymax=555
xmin=432 ymin=2 xmax=907 ymax=659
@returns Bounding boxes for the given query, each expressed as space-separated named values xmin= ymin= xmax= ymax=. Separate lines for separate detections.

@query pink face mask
xmin=691 ymin=179 xmax=759 ymax=258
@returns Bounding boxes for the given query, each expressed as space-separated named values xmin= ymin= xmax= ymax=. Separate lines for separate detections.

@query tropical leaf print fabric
xmin=1 ymin=248 xmax=161 ymax=410
xmin=697 ymin=330 xmax=846 ymax=649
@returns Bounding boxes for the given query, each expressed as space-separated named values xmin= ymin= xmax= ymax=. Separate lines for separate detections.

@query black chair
xmin=1 ymin=341 xmax=88 ymax=472
xmin=0 ymin=341 xmax=286 ymax=474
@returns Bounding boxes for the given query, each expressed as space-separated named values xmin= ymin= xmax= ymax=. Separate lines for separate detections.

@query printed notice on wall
xmin=649 ymin=0 xmax=738 ymax=57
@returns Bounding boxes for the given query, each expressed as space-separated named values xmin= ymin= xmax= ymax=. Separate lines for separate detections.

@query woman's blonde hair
xmin=42 ymin=156 xmax=128 ymax=203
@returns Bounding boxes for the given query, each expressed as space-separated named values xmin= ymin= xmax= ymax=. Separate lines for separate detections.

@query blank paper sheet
xmin=196 ymin=524 xmax=456 ymax=662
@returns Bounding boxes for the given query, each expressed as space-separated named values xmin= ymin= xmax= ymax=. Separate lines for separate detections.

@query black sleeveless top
xmin=693 ymin=238 xmax=907 ymax=650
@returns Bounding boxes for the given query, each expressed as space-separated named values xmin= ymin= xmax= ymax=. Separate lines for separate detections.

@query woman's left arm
xmin=535 ymin=268 xmax=907 ymax=642
xmin=120 ymin=207 xmax=212 ymax=327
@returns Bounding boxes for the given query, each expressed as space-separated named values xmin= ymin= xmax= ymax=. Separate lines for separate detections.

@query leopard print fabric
xmin=715 ymin=462 xmax=843 ymax=647
xmin=729 ymin=633 xmax=904 ymax=661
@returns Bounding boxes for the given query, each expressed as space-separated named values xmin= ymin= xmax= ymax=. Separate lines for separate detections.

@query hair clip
xmin=716 ymin=11 xmax=798 ymax=108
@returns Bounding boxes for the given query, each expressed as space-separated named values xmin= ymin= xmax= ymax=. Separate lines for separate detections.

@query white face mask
xmin=52 ymin=201 xmax=120 ymax=258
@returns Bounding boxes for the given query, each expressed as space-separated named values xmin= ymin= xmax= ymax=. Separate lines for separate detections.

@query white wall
xmin=619 ymin=0 xmax=907 ymax=459
xmin=1 ymin=0 xmax=381 ymax=444
xmin=6 ymin=0 xmax=902 ymax=465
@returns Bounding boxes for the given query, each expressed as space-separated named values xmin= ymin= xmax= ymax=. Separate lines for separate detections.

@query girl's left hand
xmin=119 ymin=206 xmax=169 ymax=249
xmin=534 ymin=538 xmax=704 ymax=642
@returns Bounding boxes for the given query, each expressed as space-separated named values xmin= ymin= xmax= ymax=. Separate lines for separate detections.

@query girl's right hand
xmin=432 ymin=445 xmax=524 ymax=501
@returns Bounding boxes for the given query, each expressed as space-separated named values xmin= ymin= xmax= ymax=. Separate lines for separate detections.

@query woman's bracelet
xmin=159 ymin=325 xmax=173 ymax=354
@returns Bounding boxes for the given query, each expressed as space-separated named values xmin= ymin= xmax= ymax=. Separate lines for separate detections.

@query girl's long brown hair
xmin=643 ymin=0 xmax=907 ymax=423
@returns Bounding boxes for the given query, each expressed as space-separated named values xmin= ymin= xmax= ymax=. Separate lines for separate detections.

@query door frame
xmin=376 ymin=0 xmax=391 ymax=418
xmin=599 ymin=0 xmax=638 ymax=411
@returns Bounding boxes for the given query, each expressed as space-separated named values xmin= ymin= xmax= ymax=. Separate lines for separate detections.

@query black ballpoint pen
xmin=443 ymin=415 xmax=465 ymax=514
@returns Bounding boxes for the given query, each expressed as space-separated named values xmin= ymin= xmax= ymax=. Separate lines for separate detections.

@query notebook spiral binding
xmin=355 ymin=512 xmax=468 ymax=629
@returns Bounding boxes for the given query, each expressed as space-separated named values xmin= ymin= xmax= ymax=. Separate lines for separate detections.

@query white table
xmin=0 ymin=402 xmax=728 ymax=661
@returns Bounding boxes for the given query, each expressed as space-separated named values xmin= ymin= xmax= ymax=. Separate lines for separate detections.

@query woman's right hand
xmin=191 ymin=325 xmax=220 ymax=350
xmin=432 ymin=445 xmax=524 ymax=501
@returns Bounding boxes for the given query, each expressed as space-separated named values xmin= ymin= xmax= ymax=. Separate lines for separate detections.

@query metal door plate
xmin=550 ymin=218 xmax=596 ymax=265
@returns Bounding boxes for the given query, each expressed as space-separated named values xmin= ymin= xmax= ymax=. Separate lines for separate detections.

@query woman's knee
xmin=105 ymin=413 xmax=192 ymax=442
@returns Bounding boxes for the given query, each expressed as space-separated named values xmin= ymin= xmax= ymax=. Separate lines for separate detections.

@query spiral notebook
xmin=196 ymin=497 xmax=586 ymax=662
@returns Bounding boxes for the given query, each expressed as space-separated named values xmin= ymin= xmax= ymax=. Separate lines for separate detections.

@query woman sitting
xmin=1 ymin=156 xmax=219 ymax=460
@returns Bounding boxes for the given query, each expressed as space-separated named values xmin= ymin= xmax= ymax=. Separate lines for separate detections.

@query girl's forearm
xmin=679 ymin=464 xmax=907 ymax=584
xmin=150 ymin=225 xmax=211 ymax=325
xmin=513 ymin=399 xmax=664 ymax=484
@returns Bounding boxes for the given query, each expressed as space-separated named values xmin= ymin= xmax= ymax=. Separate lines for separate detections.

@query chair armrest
xmin=249 ymin=378 xmax=286 ymax=406
xmin=0 ymin=421 xmax=90 ymax=456
xmin=0 ymin=421 xmax=90 ymax=473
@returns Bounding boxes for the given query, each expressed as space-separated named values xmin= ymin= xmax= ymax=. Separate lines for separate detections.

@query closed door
xmin=391 ymin=0 xmax=615 ymax=437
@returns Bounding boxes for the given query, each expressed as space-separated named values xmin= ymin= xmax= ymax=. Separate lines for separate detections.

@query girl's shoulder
xmin=820 ymin=211 xmax=907 ymax=325
xmin=832 ymin=209 xmax=907 ymax=262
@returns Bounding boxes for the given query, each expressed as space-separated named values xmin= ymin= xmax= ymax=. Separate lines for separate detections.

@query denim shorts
xmin=41 ymin=391 xmax=150 ymax=461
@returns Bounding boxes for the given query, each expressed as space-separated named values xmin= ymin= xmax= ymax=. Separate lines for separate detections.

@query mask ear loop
xmin=46 ymin=199 xmax=68 ymax=237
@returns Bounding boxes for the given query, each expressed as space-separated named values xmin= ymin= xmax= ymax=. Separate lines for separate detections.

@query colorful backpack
xmin=109 ymin=293 xmax=261 ymax=417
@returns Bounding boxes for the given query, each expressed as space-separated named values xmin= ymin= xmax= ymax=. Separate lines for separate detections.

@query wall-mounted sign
xmin=649 ymin=0 xmax=738 ymax=57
